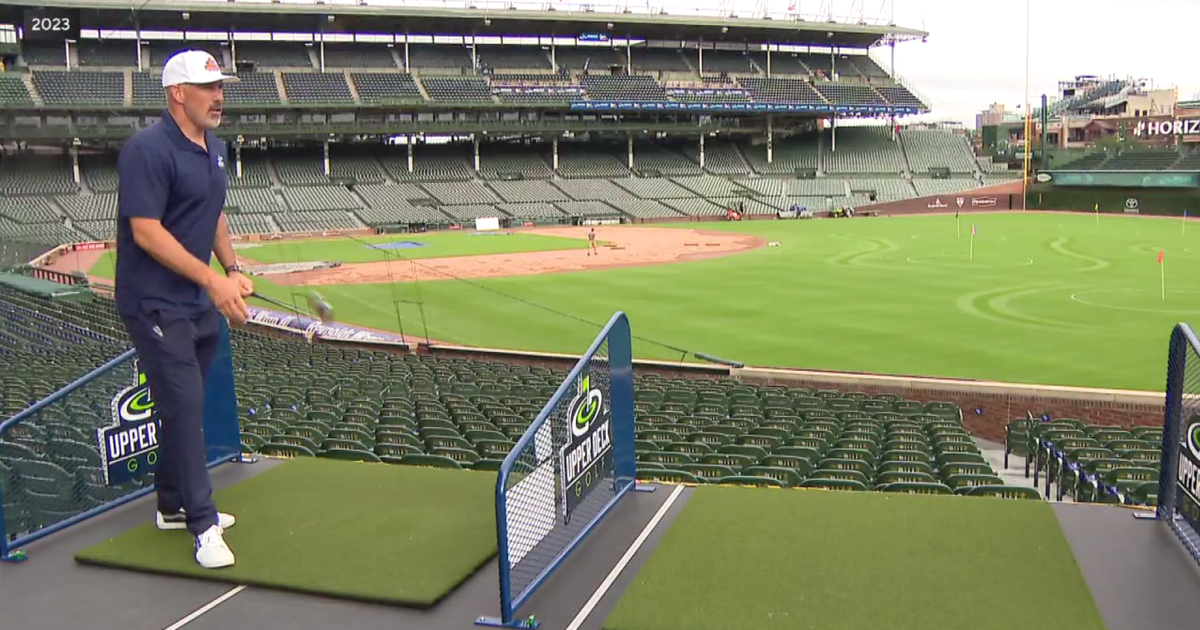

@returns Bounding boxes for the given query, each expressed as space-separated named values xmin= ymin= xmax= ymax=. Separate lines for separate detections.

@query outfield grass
xmin=88 ymin=231 xmax=589 ymax=272
xmin=602 ymin=486 xmax=1106 ymax=630
xmin=90 ymin=213 xmax=1200 ymax=391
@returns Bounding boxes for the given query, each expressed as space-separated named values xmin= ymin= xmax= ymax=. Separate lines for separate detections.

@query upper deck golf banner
xmin=97 ymin=359 xmax=161 ymax=485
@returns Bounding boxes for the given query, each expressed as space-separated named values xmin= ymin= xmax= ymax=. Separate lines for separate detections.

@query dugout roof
xmin=0 ymin=0 xmax=927 ymax=49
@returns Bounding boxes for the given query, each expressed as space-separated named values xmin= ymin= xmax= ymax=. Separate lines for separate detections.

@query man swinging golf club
xmin=114 ymin=50 xmax=247 ymax=569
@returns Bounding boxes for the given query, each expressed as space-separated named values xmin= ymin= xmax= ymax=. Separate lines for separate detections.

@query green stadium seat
xmin=879 ymin=481 xmax=953 ymax=495
xmin=963 ymin=485 xmax=1042 ymax=500
xmin=717 ymin=475 xmax=786 ymax=488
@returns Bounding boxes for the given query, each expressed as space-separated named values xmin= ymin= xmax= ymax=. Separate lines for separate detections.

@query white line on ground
xmin=162 ymin=585 xmax=247 ymax=630
xmin=564 ymin=484 xmax=686 ymax=630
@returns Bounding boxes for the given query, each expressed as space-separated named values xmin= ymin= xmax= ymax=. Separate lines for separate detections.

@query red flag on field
xmin=1159 ymin=249 xmax=1165 ymax=264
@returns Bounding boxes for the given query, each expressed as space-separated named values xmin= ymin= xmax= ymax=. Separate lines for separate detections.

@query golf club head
xmin=306 ymin=290 xmax=334 ymax=323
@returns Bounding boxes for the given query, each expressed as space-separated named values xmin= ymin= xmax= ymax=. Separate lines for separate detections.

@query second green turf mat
xmin=74 ymin=458 xmax=498 ymax=607
xmin=604 ymin=486 xmax=1107 ymax=630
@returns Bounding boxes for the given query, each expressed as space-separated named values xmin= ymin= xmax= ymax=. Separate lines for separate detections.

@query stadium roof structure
xmin=0 ymin=0 xmax=927 ymax=49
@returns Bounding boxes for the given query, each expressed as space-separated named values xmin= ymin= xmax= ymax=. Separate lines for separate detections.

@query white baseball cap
xmin=161 ymin=50 xmax=240 ymax=87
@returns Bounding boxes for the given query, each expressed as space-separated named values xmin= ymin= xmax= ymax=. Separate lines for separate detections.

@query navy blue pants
xmin=121 ymin=306 xmax=221 ymax=537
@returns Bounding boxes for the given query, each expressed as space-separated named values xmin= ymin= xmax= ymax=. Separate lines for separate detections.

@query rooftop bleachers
xmin=272 ymin=210 xmax=363 ymax=233
xmin=31 ymin=71 xmax=124 ymax=106
xmin=321 ymin=44 xmax=398 ymax=69
xmin=236 ymin=43 xmax=312 ymax=68
xmin=739 ymin=77 xmax=824 ymax=104
xmin=476 ymin=46 xmax=552 ymax=71
xmin=421 ymin=76 xmax=493 ymax=103
xmin=824 ymin=127 xmax=904 ymax=174
xmin=1104 ymin=150 xmax=1182 ymax=171
xmin=580 ymin=75 xmax=666 ymax=101
xmin=1057 ymin=152 xmax=1109 ymax=170
xmin=0 ymin=75 xmax=34 ymax=106
xmin=281 ymin=186 xmax=363 ymax=213
xmin=902 ymin=129 xmax=977 ymax=173
xmin=350 ymin=73 xmax=424 ymax=104
xmin=282 ymin=72 xmax=355 ymax=104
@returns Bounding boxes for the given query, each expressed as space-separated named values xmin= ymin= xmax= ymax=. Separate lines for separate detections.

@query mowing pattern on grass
xmin=74 ymin=458 xmax=498 ymax=607
xmin=603 ymin=486 xmax=1107 ymax=630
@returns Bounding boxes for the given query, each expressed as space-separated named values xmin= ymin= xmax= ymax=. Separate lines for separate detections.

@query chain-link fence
xmin=482 ymin=312 xmax=636 ymax=627
xmin=1159 ymin=324 xmax=1200 ymax=568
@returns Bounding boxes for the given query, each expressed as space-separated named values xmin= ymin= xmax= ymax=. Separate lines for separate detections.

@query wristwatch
xmin=224 ymin=263 xmax=243 ymax=275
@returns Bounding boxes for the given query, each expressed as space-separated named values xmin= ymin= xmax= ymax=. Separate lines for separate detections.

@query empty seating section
xmin=421 ymin=77 xmax=493 ymax=103
xmin=329 ymin=154 xmax=386 ymax=184
xmin=281 ymin=186 xmax=362 ymax=212
xmin=132 ymin=72 xmax=165 ymax=106
xmin=607 ymin=199 xmax=684 ymax=219
xmin=0 ymin=197 xmax=60 ymax=224
xmin=21 ymin=43 xmax=66 ymax=66
xmin=554 ymin=47 xmax=625 ymax=73
xmin=476 ymin=46 xmax=551 ymax=71
xmin=493 ymin=85 xmax=584 ymax=104
xmin=680 ymin=141 xmax=747 ymax=174
xmin=902 ymin=129 xmax=977 ymax=173
xmin=321 ymin=44 xmax=397 ymax=69
xmin=419 ymin=181 xmax=499 ymax=205
xmin=273 ymin=210 xmax=363 ymax=233
xmin=743 ymin=136 xmax=820 ymax=174
xmin=230 ymin=154 xmax=273 ymax=188
xmin=911 ymin=179 xmax=980 ymax=196
xmin=740 ymin=178 xmax=845 ymax=198
xmin=1104 ymin=151 xmax=1181 ymax=170
xmin=846 ymin=55 xmax=890 ymax=79
xmin=845 ymin=178 xmax=916 ymax=203
xmin=236 ymin=43 xmax=312 ymax=68
xmin=877 ymin=85 xmax=924 ymax=109
xmin=351 ymin=73 xmax=423 ymax=103
xmin=800 ymin=53 xmax=837 ymax=77
xmin=77 ymin=42 xmax=137 ymax=67
xmin=487 ymin=180 xmax=569 ymax=203
xmin=671 ymin=175 xmax=749 ymax=197
xmin=224 ymin=72 xmax=281 ymax=106
xmin=666 ymin=87 xmax=751 ymax=103
xmin=440 ymin=205 xmax=503 ymax=221
xmin=552 ymin=178 xmax=635 ymax=202
xmin=0 ymin=75 xmax=33 ymax=105
xmin=80 ymin=156 xmax=119 ymax=192
xmin=149 ymin=42 xmax=224 ymax=69
xmin=581 ymin=75 xmax=666 ymax=101
xmin=613 ymin=177 xmax=696 ymax=199
xmin=32 ymin=71 xmax=124 ymax=105
xmin=76 ymin=220 xmax=117 ymax=241
xmin=407 ymin=45 xmax=472 ymax=70
xmin=227 ymin=213 xmax=277 ymax=236
xmin=355 ymin=184 xmax=452 ymax=225
xmin=1058 ymin=153 xmax=1109 ymax=170
xmin=631 ymin=142 xmax=702 ymax=176
xmin=764 ymin=54 xmax=808 ymax=75
xmin=699 ymin=50 xmax=762 ymax=74
xmin=630 ymin=48 xmax=690 ymax=73
xmin=556 ymin=146 xmax=629 ymax=178
xmin=381 ymin=149 xmax=472 ymax=182
xmin=1175 ymin=152 xmax=1200 ymax=170
xmin=282 ymin=72 xmax=354 ymax=104
xmin=226 ymin=188 xmax=282 ymax=214
xmin=977 ymin=156 xmax=1011 ymax=173
xmin=56 ymin=195 xmax=115 ymax=222
xmin=274 ymin=154 xmax=328 ymax=186
xmin=662 ymin=197 xmax=727 ymax=216
xmin=0 ymin=220 xmax=86 ymax=246
xmin=739 ymin=78 xmax=824 ymax=104
xmin=498 ymin=203 xmax=565 ymax=220
xmin=815 ymin=83 xmax=887 ymax=107
xmin=478 ymin=148 xmax=552 ymax=179
xmin=824 ymin=127 xmax=904 ymax=174
xmin=557 ymin=201 xmax=622 ymax=218
xmin=0 ymin=157 xmax=77 ymax=195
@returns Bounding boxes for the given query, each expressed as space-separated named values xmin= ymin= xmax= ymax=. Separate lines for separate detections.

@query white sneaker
xmin=157 ymin=509 xmax=236 ymax=531
xmin=194 ymin=525 xmax=235 ymax=569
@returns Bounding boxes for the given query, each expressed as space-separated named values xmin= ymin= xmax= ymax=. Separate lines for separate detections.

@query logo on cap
xmin=204 ymin=56 xmax=219 ymax=72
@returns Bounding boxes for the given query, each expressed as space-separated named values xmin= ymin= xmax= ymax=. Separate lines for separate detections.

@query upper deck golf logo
xmin=560 ymin=372 xmax=613 ymax=524
xmin=97 ymin=359 xmax=162 ymax=485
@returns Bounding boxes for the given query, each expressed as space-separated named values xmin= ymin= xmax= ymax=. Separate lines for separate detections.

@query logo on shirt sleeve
xmin=217 ymin=155 xmax=225 ymax=169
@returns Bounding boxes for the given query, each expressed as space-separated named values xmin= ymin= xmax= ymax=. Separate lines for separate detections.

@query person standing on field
xmin=114 ymin=50 xmax=250 ymax=569
xmin=588 ymin=227 xmax=598 ymax=256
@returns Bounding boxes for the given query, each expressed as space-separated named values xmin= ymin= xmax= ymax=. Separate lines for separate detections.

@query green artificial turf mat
xmin=603 ymin=486 xmax=1107 ymax=630
xmin=74 ymin=458 xmax=498 ymax=607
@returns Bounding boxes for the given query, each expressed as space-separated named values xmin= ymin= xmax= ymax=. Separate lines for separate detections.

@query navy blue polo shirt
xmin=114 ymin=112 xmax=228 ymax=317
